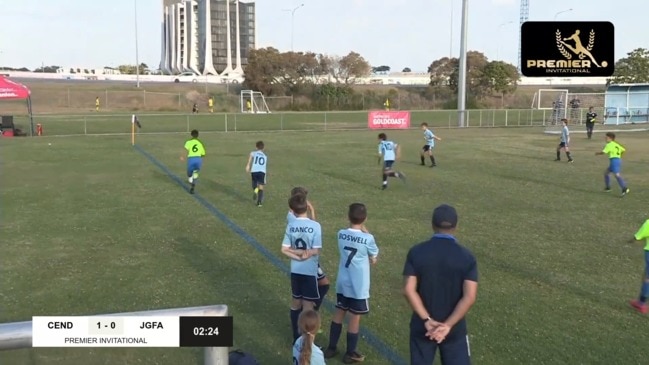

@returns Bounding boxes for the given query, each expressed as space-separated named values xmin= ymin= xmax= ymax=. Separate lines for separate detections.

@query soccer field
xmin=1 ymin=126 xmax=648 ymax=365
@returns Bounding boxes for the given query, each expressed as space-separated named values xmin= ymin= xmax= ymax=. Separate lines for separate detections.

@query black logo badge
xmin=521 ymin=21 xmax=614 ymax=77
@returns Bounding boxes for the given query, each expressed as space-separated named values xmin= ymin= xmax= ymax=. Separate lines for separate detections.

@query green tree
xmin=609 ymin=48 xmax=649 ymax=84
xmin=447 ymin=51 xmax=489 ymax=97
xmin=242 ymin=47 xmax=286 ymax=95
xmin=402 ymin=67 xmax=412 ymax=72
xmin=479 ymin=61 xmax=520 ymax=95
xmin=328 ymin=52 xmax=372 ymax=84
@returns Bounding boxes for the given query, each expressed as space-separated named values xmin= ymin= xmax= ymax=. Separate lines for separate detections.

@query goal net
xmin=564 ymin=93 xmax=606 ymax=124
xmin=240 ymin=90 xmax=271 ymax=114
xmin=532 ymin=89 xmax=568 ymax=126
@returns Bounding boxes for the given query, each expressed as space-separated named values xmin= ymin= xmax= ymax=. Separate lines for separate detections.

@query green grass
xmin=12 ymin=109 xmax=559 ymax=137
xmin=2 ymin=127 xmax=649 ymax=365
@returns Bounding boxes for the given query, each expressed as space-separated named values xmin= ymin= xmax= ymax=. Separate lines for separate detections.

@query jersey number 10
xmin=254 ymin=156 xmax=266 ymax=165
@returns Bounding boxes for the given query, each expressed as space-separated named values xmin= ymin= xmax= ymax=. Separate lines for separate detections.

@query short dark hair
xmin=420 ymin=122 xmax=428 ymax=127
xmin=289 ymin=194 xmax=308 ymax=215
xmin=191 ymin=129 xmax=199 ymax=138
xmin=291 ymin=187 xmax=308 ymax=197
xmin=378 ymin=133 xmax=387 ymax=140
xmin=561 ymin=118 xmax=568 ymax=124
xmin=348 ymin=203 xmax=367 ymax=225
xmin=606 ymin=132 xmax=616 ymax=140
xmin=256 ymin=141 xmax=264 ymax=150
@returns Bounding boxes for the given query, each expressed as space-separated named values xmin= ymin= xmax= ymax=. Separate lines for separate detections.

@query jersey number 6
xmin=192 ymin=144 xmax=198 ymax=152
xmin=343 ymin=246 xmax=358 ymax=268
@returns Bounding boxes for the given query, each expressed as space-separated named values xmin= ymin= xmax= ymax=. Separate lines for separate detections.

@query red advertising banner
xmin=367 ymin=110 xmax=411 ymax=129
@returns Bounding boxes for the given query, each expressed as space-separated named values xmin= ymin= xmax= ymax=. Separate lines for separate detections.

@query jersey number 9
xmin=294 ymin=238 xmax=307 ymax=250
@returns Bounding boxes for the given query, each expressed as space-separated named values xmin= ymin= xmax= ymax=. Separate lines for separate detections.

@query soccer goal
xmin=532 ymin=89 xmax=569 ymax=126
xmin=564 ymin=93 xmax=606 ymax=124
xmin=240 ymin=90 xmax=271 ymax=114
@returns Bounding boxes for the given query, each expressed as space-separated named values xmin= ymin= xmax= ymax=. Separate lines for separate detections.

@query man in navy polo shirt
xmin=402 ymin=204 xmax=478 ymax=365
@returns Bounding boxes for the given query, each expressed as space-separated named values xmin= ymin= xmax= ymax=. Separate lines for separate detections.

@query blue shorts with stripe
xmin=607 ymin=158 xmax=621 ymax=174
xmin=187 ymin=157 xmax=202 ymax=177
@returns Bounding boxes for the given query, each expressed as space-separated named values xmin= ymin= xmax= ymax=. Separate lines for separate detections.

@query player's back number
xmin=294 ymin=238 xmax=307 ymax=250
xmin=191 ymin=144 xmax=198 ymax=153
xmin=254 ymin=155 xmax=266 ymax=165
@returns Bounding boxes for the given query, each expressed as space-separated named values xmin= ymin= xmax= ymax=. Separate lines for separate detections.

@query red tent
xmin=0 ymin=76 xmax=34 ymax=135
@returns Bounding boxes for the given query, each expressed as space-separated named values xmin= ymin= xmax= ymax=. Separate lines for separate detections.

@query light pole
xmin=554 ymin=8 xmax=572 ymax=20
xmin=283 ymin=4 xmax=304 ymax=51
xmin=134 ymin=0 xmax=140 ymax=88
xmin=496 ymin=21 xmax=513 ymax=60
xmin=457 ymin=0 xmax=469 ymax=127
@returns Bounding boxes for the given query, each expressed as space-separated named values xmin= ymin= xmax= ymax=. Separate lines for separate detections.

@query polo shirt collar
xmin=432 ymin=233 xmax=456 ymax=241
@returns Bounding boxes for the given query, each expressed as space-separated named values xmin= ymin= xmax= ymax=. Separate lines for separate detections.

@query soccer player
xmin=595 ymin=132 xmax=629 ymax=196
xmin=293 ymin=310 xmax=326 ymax=365
xmin=245 ymin=141 xmax=267 ymax=207
xmin=630 ymin=218 xmax=649 ymax=314
xmin=585 ymin=106 xmax=597 ymax=139
xmin=287 ymin=187 xmax=329 ymax=315
xmin=324 ymin=203 xmax=378 ymax=364
xmin=281 ymin=194 xmax=323 ymax=342
xmin=208 ymin=96 xmax=214 ymax=113
xmin=95 ymin=97 xmax=100 ymax=112
xmin=377 ymin=133 xmax=406 ymax=190
xmin=555 ymin=119 xmax=574 ymax=162
xmin=420 ymin=123 xmax=441 ymax=167
xmin=180 ymin=129 xmax=205 ymax=194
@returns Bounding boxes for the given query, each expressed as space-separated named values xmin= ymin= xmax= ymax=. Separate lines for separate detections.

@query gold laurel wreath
xmin=578 ymin=29 xmax=596 ymax=59
xmin=556 ymin=30 xmax=572 ymax=59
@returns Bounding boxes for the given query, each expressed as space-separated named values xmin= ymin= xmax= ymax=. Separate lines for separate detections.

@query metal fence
xmin=0 ymin=305 xmax=229 ymax=365
xmin=11 ymin=107 xmax=645 ymax=137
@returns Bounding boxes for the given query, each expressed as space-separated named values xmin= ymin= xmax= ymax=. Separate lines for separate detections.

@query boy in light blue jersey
xmin=377 ymin=133 xmax=406 ymax=190
xmin=555 ymin=119 xmax=574 ymax=162
xmin=420 ymin=122 xmax=442 ymax=167
xmin=245 ymin=141 xmax=267 ymax=207
xmin=281 ymin=194 xmax=323 ymax=342
xmin=324 ymin=203 xmax=378 ymax=364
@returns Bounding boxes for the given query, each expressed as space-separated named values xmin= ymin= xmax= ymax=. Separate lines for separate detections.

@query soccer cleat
xmin=622 ymin=188 xmax=630 ymax=197
xmin=568 ymin=159 xmax=574 ymax=163
xmin=343 ymin=351 xmax=366 ymax=364
xmin=257 ymin=202 xmax=263 ymax=207
xmin=430 ymin=164 xmax=437 ymax=168
xmin=630 ymin=299 xmax=648 ymax=314
xmin=189 ymin=184 xmax=195 ymax=194
xmin=604 ymin=188 xmax=611 ymax=193
xmin=323 ymin=348 xmax=339 ymax=359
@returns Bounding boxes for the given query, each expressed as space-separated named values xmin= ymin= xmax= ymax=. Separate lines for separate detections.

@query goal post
xmin=240 ymin=90 xmax=271 ymax=114
xmin=534 ymin=89 xmax=568 ymax=125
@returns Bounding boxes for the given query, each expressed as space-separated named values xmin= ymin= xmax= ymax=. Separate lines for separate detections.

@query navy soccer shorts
xmin=250 ymin=172 xmax=266 ymax=189
xmin=335 ymin=293 xmax=369 ymax=315
xmin=291 ymin=273 xmax=320 ymax=301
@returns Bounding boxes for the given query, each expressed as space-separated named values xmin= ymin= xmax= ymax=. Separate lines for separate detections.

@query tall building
xmin=160 ymin=0 xmax=256 ymax=76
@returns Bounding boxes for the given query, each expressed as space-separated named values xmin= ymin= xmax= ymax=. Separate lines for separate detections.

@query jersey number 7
xmin=343 ymin=246 xmax=357 ymax=268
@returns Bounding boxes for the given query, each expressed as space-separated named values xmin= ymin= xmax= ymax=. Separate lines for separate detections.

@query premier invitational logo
xmin=521 ymin=21 xmax=614 ymax=77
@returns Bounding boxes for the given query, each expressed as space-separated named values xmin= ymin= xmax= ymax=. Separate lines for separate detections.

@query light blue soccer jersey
xmin=250 ymin=150 xmax=267 ymax=173
xmin=293 ymin=336 xmax=325 ymax=365
xmin=378 ymin=140 xmax=397 ymax=161
xmin=287 ymin=211 xmax=296 ymax=224
xmin=282 ymin=217 xmax=322 ymax=276
xmin=424 ymin=129 xmax=435 ymax=147
xmin=561 ymin=126 xmax=570 ymax=143
xmin=335 ymin=228 xmax=379 ymax=299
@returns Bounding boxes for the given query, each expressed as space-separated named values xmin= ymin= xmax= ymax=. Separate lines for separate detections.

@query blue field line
xmin=134 ymin=144 xmax=407 ymax=365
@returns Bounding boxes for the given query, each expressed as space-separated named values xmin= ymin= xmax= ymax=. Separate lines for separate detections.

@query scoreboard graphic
xmin=32 ymin=316 xmax=233 ymax=348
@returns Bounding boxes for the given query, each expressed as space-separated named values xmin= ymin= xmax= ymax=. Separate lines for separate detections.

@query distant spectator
xmin=192 ymin=103 xmax=198 ymax=114
xmin=95 ymin=97 xmax=100 ymax=112
xmin=246 ymin=99 xmax=252 ymax=113
xmin=208 ymin=96 xmax=214 ymax=113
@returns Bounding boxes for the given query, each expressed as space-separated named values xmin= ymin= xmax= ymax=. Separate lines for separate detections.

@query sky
xmin=0 ymin=0 xmax=647 ymax=72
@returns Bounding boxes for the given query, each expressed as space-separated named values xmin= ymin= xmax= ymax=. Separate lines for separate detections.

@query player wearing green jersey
xmin=595 ymin=132 xmax=629 ymax=197
xmin=630 ymin=219 xmax=649 ymax=314
xmin=181 ymin=130 xmax=206 ymax=194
